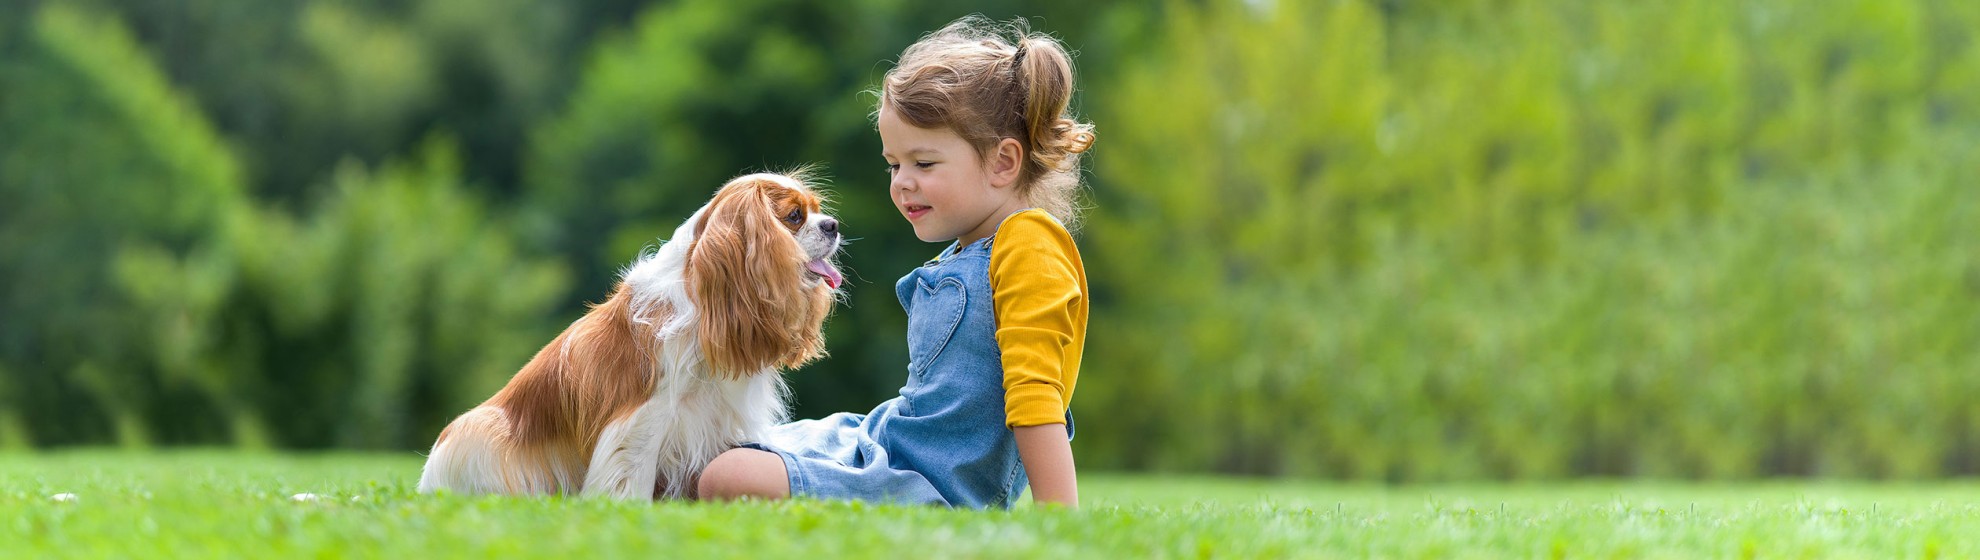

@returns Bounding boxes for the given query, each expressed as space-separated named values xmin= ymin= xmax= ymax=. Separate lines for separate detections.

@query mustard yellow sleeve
xmin=990 ymin=210 xmax=1088 ymax=428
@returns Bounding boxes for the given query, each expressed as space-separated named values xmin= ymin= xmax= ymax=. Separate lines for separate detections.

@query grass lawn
xmin=5 ymin=451 xmax=1980 ymax=558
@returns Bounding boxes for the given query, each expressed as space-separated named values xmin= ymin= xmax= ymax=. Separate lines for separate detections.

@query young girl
xmin=695 ymin=16 xmax=1096 ymax=508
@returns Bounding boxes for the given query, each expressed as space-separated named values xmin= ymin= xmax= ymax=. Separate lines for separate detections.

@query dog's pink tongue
xmin=807 ymin=259 xmax=844 ymax=289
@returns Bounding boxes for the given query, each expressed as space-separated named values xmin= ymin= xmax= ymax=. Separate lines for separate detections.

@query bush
xmin=1079 ymin=0 xmax=1980 ymax=478
xmin=0 ymin=6 xmax=566 ymax=449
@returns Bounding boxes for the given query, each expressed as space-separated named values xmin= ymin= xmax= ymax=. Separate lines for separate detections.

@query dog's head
xmin=687 ymin=172 xmax=843 ymax=377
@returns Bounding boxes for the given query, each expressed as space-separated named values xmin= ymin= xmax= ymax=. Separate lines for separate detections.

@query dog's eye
xmin=784 ymin=209 xmax=803 ymax=224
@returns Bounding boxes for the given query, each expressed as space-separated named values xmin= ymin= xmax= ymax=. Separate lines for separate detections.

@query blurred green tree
xmin=1079 ymin=0 xmax=1980 ymax=478
xmin=0 ymin=3 xmax=247 ymax=446
xmin=1 ymin=5 xmax=567 ymax=449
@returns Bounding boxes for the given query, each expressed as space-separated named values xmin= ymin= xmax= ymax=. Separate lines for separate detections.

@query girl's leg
xmin=696 ymin=448 xmax=791 ymax=501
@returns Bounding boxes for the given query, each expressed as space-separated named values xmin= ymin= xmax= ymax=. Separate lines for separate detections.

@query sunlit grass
xmin=5 ymin=451 xmax=1979 ymax=558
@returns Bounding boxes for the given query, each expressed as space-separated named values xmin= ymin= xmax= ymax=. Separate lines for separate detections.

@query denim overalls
xmin=741 ymin=233 xmax=1072 ymax=508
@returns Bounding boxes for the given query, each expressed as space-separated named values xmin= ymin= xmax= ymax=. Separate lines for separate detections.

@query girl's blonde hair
xmin=878 ymin=16 xmax=1097 ymax=228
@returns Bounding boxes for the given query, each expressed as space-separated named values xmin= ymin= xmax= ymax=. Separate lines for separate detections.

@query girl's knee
xmin=698 ymin=448 xmax=789 ymax=501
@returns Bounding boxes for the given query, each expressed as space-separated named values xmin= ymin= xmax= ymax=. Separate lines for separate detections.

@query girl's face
xmin=878 ymin=107 xmax=1023 ymax=246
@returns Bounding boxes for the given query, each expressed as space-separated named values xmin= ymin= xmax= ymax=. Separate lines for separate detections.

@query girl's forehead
xmin=878 ymin=109 xmax=968 ymax=157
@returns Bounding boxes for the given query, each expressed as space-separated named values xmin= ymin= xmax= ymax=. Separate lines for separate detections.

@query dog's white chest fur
xmin=579 ymin=368 xmax=786 ymax=499
xmin=592 ymin=219 xmax=790 ymax=499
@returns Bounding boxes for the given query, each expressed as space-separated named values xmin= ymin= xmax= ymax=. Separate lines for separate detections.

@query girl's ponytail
xmin=1008 ymin=32 xmax=1094 ymax=228
xmin=1015 ymin=36 xmax=1097 ymax=177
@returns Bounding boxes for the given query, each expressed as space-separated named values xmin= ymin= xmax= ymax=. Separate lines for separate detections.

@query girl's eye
xmin=885 ymin=163 xmax=900 ymax=174
xmin=785 ymin=209 xmax=803 ymax=224
xmin=915 ymin=161 xmax=935 ymax=169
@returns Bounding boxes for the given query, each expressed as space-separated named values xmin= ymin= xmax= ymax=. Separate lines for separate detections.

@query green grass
xmin=5 ymin=451 xmax=1980 ymax=558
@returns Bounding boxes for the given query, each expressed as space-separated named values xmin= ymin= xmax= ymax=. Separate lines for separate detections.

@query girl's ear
xmin=988 ymin=137 xmax=1024 ymax=189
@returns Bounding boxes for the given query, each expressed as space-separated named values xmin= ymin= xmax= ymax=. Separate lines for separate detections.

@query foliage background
xmin=2 ymin=0 xmax=1975 ymax=480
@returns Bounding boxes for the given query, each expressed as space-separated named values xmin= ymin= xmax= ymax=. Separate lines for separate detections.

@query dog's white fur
xmin=417 ymin=173 xmax=838 ymax=500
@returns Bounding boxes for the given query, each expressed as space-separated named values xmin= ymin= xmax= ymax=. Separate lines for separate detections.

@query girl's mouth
xmin=903 ymin=205 xmax=932 ymax=220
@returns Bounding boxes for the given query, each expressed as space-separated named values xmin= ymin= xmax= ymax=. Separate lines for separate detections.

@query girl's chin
xmin=911 ymin=225 xmax=953 ymax=243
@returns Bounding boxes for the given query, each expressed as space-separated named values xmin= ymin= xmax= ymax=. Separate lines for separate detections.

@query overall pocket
xmin=905 ymin=276 xmax=968 ymax=378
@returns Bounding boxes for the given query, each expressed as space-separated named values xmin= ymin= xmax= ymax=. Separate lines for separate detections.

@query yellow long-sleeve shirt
xmin=988 ymin=209 xmax=1087 ymax=428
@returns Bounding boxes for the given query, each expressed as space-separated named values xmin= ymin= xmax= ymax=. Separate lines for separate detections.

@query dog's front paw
xmin=581 ymin=473 xmax=653 ymax=501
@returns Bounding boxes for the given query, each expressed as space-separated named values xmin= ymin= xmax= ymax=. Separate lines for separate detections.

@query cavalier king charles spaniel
xmin=417 ymin=172 xmax=844 ymax=500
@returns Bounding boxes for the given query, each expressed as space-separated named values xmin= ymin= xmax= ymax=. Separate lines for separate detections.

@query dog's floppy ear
xmin=688 ymin=178 xmax=811 ymax=377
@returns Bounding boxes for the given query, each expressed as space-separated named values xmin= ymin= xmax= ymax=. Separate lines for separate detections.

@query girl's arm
xmin=1015 ymin=422 xmax=1077 ymax=507
xmin=988 ymin=211 xmax=1089 ymax=508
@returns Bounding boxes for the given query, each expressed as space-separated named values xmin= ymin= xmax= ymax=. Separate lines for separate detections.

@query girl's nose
xmin=890 ymin=173 xmax=913 ymax=193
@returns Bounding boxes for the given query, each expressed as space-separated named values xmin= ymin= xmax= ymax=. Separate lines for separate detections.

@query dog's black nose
xmin=819 ymin=218 xmax=838 ymax=236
